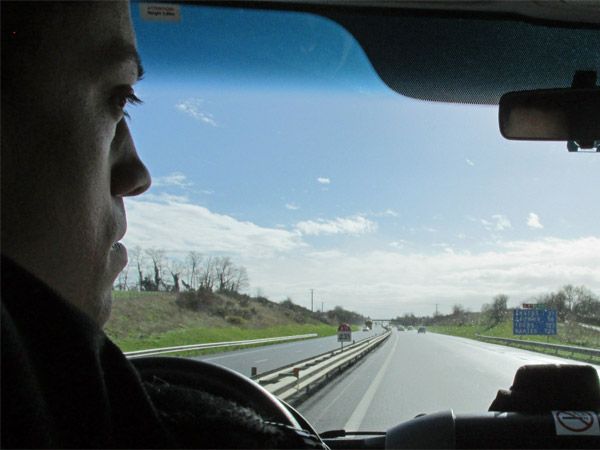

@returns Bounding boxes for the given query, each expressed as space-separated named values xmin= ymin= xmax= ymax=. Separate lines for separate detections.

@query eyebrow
xmin=101 ymin=40 xmax=145 ymax=81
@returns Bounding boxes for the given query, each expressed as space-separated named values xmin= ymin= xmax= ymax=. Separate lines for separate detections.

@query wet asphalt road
xmin=297 ymin=330 xmax=600 ymax=433
xmin=192 ymin=328 xmax=600 ymax=434
xmin=193 ymin=328 xmax=381 ymax=377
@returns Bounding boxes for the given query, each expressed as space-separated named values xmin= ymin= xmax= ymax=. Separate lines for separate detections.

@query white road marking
xmin=311 ymin=355 xmax=380 ymax=423
xmin=344 ymin=332 xmax=399 ymax=431
xmin=255 ymin=359 xmax=269 ymax=363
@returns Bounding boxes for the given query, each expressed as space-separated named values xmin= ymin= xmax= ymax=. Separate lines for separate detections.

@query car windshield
xmin=110 ymin=2 xmax=600 ymax=433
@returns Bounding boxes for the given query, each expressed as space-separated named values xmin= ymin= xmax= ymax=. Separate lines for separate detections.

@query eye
xmin=112 ymin=86 xmax=143 ymax=118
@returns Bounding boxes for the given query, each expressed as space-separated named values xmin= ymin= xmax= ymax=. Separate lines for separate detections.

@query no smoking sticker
xmin=552 ymin=411 xmax=600 ymax=436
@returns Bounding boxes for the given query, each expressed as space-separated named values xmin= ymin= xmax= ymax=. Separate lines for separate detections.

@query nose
xmin=110 ymin=119 xmax=152 ymax=197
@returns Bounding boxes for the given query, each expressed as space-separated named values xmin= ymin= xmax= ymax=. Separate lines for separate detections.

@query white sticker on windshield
xmin=552 ymin=411 xmax=600 ymax=436
xmin=140 ymin=3 xmax=181 ymax=22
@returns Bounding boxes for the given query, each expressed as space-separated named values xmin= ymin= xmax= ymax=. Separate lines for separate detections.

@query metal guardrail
xmin=475 ymin=333 xmax=600 ymax=359
xmin=249 ymin=331 xmax=378 ymax=380
xmin=255 ymin=330 xmax=392 ymax=401
xmin=124 ymin=333 xmax=318 ymax=358
xmin=579 ymin=323 xmax=600 ymax=333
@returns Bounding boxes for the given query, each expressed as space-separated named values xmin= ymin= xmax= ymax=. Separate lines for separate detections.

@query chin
xmin=81 ymin=287 xmax=113 ymax=328
xmin=96 ymin=289 xmax=113 ymax=327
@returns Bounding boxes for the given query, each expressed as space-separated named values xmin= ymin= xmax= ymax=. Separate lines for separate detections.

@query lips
xmin=110 ymin=240 xmax=128 ymax=273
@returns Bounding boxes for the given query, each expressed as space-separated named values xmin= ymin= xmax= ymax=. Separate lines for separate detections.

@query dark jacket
xmin=1 ymin=257 xmax=297 ymax=448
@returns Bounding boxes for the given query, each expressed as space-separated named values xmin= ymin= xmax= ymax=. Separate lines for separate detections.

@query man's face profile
xmin=1 ymin=1 xmax=151 ymax=325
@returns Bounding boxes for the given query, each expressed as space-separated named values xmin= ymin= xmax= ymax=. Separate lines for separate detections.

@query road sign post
xmin=337 ymin=324 xmax=352 ymax=352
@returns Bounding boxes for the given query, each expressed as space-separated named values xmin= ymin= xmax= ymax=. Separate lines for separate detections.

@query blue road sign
xmin=513 ymin=309 xmax=557 ymax=335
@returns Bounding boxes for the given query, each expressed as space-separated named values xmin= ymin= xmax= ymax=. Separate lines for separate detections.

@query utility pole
xmin=322 ymin=301 xmax=324 ymax=313
xmin=435 ymin=304 xmax=439 ymax=316
xmin=310 ymin=289 xmax=314 ymax=312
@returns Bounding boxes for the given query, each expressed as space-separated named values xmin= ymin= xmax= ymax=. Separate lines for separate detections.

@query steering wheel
xmin=131 ymin=356 xmax=301 ymax=428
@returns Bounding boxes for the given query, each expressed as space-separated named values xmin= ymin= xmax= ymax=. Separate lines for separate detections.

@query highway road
xmin=193 ymin=328 xmax=381 ymax=377
xmin=296 ymin=330 xmax=600 ymax=433
xmin=192 ymin=328 xmax=599 ymax=434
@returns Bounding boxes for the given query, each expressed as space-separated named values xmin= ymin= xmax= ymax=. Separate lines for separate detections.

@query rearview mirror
xmin=499 ymin=88 xmax=599 ymax=146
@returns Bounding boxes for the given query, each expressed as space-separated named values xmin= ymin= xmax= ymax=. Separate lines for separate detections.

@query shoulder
xmin=1 ymin=256 xmax=173 ymax=448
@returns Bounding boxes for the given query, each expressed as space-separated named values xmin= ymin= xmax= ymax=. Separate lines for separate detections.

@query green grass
xmin=105 ymin=291 xmax=365 ymax=357
xmin=115 ymin=323 xmax=340 ymax=355
xmin=431 ymin=321 xmax=600 ymax=364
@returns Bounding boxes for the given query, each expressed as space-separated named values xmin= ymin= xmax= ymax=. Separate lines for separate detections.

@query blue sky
xmin=122 ymin=3 xmax=600 ymax=318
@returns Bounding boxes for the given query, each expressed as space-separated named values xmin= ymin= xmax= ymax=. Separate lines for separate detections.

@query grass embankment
xmin=432 ymin=321 xmax=600 ymax=364
xmin=114 ymin=323 xmax=340 ymax=355
xmin=105 ymin=291 xmax=359 ymax=356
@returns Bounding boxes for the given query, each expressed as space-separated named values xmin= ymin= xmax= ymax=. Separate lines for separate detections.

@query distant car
xmin=397 ymin=325 xmax=405 ymax=331
xmin=407 ymin=326 xmax=413 ymax=331
xmin=362 ymin=327 xmax=370 ymax=332
xmin=418 ymin=327 xmax=426 ymax=334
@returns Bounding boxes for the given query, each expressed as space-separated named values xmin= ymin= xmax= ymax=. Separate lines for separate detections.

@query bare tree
xmin=231 ymin=265 xmax=249 ymax=293
xmin=168 ymin=260 xmax=183 ymax=292
xmin=573 ymin=286 xmax=600 ymax=324
xmin=199 ymin=256 xmax=216 ymax=291
xmin=485 ymin=294 xmax=508 ymax=326
xmin=451 ymin=304 xmax=466 ymax=316
xmin=186 ymin=251 xmax=202 ymax=290
xmin=562 ymin=284 xmax=577 ymax=313
xmin=451 ymin=303 xmax=467 ymax=325
xmin=144 ymin=247 xmax=166 ymax=291
xmin=129 ymin=245 xmax=145 ymax=291
xmin=116 ymin=259 xmax=131 ymax=291
xmin=214 ymin=256 xmax=234 ymax=291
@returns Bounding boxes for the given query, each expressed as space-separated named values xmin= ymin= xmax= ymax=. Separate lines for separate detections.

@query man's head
xmin=1 ymin=1 xmax=151 ymax=326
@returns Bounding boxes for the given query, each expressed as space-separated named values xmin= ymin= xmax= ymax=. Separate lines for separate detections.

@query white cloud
xmin=295 ymin=215 xmax=377 ymax=236
xmin=120 ymin=195 xmax=600 ymax=318
xmin=285 ymin=203 xmax=300 ymax=210
xmin=141 ymin=192 xmax=190 ymax=203
xmin=493 ymin=215 xmax=512 ymax=231
xmin=123 ymin=197 xmax=304 ymax=258
xmin=317 ymin=177 xmax=330 ymax=184
xmin=152 ymin=172 xmax=193 ymax=188
xmin=363 ymin=209 xmax=399 ymax=218
xmin=481 ymin=214 xmax=512 ymax=231
xmin=248 ymin=236 xmax=600 ymax=318
xmin=466 ymin=159 xmax=475 ymax=166
xmin=527 ymin=212 xmax=544 ymax=229
xmin=175 ymin=99 xmax=217 ymax=127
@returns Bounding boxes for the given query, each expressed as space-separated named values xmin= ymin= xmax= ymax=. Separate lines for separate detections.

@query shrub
xmin=256 ymin=296 xmax=270 ymax=305
xmin=226 ymin=315 xmax=245 ymax=325
xmin=175 ymin=288 xmax=216 ymax=312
